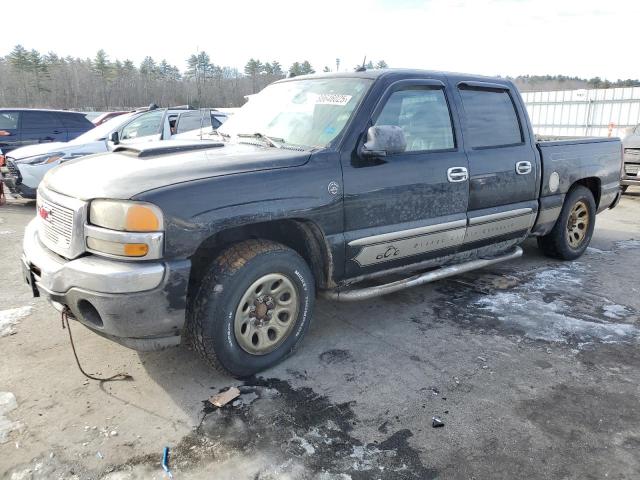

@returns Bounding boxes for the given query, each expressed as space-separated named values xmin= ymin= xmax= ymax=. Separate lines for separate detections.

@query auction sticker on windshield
xmin=316 ymin=94 xmax=352 ymax=106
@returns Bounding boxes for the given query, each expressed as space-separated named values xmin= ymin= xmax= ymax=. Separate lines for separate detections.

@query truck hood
xmin=42 ymin=141 xmax=312 ymax=201
xmin=8 ymin=142 xmax=67 ymax=161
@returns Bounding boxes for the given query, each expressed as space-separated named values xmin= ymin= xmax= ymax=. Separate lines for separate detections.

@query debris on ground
xmin=432 ymin=417 xmax=445 ymax=428
xmin=209 ymin=387 xmax=240 ymax=407
xmin=162 ymin=446 xmax=173 ymax=479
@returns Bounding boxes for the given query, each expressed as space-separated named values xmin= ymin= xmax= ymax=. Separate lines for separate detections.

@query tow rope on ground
xmin=61 ymin=306 xmax=133 ymax=382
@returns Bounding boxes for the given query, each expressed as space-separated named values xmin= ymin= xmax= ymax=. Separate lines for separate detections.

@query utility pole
xmin=336 ymin=58 xmax=340 ymax=73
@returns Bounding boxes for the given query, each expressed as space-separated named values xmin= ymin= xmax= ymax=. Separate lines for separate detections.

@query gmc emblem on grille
xmin=39 ymin=206 xmax=51 ymax=221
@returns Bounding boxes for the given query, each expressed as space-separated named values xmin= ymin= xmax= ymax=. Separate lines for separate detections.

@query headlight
xmin=89 ymin=200 xmax=163 ymax=232
xmin=87 ymin=200 xmax=164 ymax=259
xmin=21 ymin=152 xmax=64 ymax=165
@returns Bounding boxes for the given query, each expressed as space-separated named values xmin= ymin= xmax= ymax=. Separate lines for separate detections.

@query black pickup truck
xmin=22 ymin=69 xmax=622 ymax=377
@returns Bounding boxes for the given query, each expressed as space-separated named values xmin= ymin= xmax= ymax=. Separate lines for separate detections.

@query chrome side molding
xmin=322 ymin=246 xmax=523 ymax=301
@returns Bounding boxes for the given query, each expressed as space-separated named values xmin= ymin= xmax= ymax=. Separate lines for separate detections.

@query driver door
xmin=341 ymin=79 xmax=470 ymax=278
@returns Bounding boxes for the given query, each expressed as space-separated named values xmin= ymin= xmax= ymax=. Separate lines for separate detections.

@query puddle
xmin=7 ymin=379 xmax=437 ymax=479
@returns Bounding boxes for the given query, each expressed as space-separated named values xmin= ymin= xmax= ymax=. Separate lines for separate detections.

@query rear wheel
xmin=537 ymin=185 xmax=596 ymax=260
xmin=187 ymin=239 xmax=315 ymax=378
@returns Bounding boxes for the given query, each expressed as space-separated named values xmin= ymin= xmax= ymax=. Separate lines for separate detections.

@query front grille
xmin=625 ymin=164 xmax=639 ymax=176
xmin=40 ymin=199 xmax=74 ymax=249
xmin=6 ymin=160 xmax=21 ymax=182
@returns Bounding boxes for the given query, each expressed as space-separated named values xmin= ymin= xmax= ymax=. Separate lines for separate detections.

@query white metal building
xmin=521 ymin=86 xmax=640 ymax=138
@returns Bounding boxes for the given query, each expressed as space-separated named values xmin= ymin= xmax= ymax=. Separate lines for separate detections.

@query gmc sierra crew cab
xmin=21 ymin=69 xmax=623 ymax=377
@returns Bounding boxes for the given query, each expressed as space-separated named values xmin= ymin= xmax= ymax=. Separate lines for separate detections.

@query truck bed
xmin=536 ymin=136 xmax=622 ymax=212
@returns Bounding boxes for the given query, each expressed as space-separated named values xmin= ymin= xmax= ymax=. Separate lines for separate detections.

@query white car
xmin=1 ymin=107 xmax=193 ymax=199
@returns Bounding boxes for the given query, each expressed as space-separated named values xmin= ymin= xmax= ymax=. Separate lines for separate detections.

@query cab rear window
xmin=459 ymin=88 xmax=523 ymax=148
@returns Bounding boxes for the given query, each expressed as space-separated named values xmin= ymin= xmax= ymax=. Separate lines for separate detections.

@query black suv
xmin=0 ymin=109 xmax=94 ymax=154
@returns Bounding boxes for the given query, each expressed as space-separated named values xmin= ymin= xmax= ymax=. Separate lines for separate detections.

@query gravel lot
xmin=1 ymin=192 xmax=639 ymax=480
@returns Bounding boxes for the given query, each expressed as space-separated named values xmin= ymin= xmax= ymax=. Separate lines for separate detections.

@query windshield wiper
xmin=237 ymin=132 xmax=283 ymax=148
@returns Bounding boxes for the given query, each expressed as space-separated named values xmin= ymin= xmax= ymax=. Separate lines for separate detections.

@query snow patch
xmin=473 ymin=263 xmax=639 ymax=345
xmin=0 ymin=306 xmax=33 ymax=337
xmin=586 ymin=246 xmax=612 ymax=255
xmin=603 ymin=304 xmax=631 ymax=320
xmin=0 ymin=392 xmax=20 ymax=444
xmin=475 ymin=292 xmax=639 ymax=344
xmin=0 ymin=230 xmax=14 ymax=235
xmin=615 ymin=239 xmax=640 ymax=250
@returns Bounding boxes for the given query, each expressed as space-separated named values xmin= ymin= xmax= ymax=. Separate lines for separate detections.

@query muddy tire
xmin=187 ymin=239 xmax=315 ymax=378
xmin=537 ymin=185 xmax=596 ymax=260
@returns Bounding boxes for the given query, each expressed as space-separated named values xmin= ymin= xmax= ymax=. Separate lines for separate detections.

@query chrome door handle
xmin=447 ymin=167 xmax=468 ymax=182
xmin=516 ymin=161 xmax=532 ymax=175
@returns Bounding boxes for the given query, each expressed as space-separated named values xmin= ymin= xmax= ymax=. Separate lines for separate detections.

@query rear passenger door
xmin=454 ymin=81 xmax=539 ymax=249
xmin=0 ymin=111 xmax=21 ymax=152
xmin=21 ymin=111 xmax=67 ymax=146
xmin=57 ymin=112 xmax=94 ymax=141
xmin=342 ymin=79 xmax=469 ymax=277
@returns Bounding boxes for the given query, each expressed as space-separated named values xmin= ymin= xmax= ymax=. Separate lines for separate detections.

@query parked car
xmin=91 ymin=111 xmax=129 ymax=126
xmin=21 ymin=69 xmax=622 ymax=377
xmin=175 ymin=109 xmax=229 ymax=133
xmin=622 ymin=124 xmax=640 ymax=192
xmin=0 ymin=109 xmax=94 ymax=154
xmin=1 ymin=106 xmax=193 ymax=198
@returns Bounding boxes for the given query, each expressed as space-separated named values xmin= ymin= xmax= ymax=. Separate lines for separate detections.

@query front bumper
xmin=621 ymin=177 xmax=640 ymax=187
xmin=22 ymin=218 xmax=191 ymax=351
xmin=0 ymin=165 xmax=37 ymax=199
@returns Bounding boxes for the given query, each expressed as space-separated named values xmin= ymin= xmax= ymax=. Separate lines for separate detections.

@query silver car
xmin=622 ymin=124 xmax=640 ymax=192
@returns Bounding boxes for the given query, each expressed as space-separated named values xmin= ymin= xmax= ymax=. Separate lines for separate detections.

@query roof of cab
xmin=275 ymin=68 xmax=514 ymax=87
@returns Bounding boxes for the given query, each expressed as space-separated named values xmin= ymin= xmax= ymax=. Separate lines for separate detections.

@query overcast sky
xmin=2 ymin=0 xmax=636 ymax=79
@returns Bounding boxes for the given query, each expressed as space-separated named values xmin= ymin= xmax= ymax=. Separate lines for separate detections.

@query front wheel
xmin=537 ymin=185 xmax=596 ymax=260
xmin=187 ymin=240 xmax=315 ymax=378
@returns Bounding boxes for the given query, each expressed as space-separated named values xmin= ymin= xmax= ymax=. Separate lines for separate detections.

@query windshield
xmin=218 ymin=77 xmax=372 ymax=149
xmin=69 ymin=112 xmax=137 ymax=144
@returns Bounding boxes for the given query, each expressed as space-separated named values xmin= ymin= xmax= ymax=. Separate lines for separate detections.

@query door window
xmin=375 ymin=88 xmax=455 ymax=152
xmin=57 ymin=112 xmax=93 ymax=128
xmin=120 ymin=110 xmax=164 ymax=140
xmin=459 ymin=88 xmax=523 ymax=148
xmin=0 ymin=112 xmax=19 ymax=130
xmin=21 ymin=111 xmax=63 ymax=129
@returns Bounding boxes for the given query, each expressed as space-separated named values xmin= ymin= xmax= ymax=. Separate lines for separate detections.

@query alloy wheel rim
xmin=234 ymin=273 xmax=299 ymax=355
xmin=566 ymin=200 xmax=589 ymax=249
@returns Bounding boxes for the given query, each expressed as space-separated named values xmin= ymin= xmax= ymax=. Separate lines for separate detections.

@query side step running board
xmin=321 ymin=247 xmax=523 ymax=302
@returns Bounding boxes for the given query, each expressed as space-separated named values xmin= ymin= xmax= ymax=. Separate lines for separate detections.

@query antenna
xmin=355 ymin=56 xmax=367 ymax=72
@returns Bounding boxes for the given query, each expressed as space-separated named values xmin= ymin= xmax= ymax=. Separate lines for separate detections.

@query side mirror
xmin=110 ymin=131 xmax=120 ymax=145
xmin=362 ymin=125 xmax=406 ymax=157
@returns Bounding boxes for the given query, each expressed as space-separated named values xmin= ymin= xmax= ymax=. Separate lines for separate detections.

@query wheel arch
xmin=572 ymin=177 xmax=601 ymax=208
xmin=187 ymin=218 xmax=334 ymax=305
